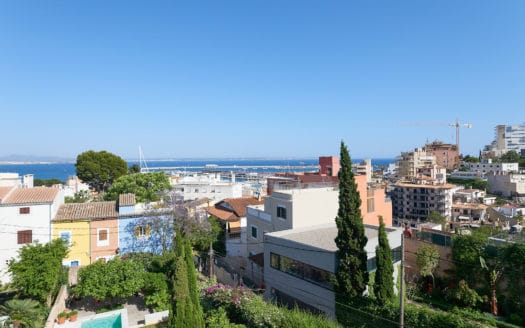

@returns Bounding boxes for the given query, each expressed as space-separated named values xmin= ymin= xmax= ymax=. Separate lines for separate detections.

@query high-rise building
xmin=484 ymin=123 xmax=525 ymax=157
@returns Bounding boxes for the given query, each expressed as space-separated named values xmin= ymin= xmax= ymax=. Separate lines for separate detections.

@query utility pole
xmin=208 ymin=241 xmax=215 ymax=279
xmin=399 ymin=232 xmax=405 ymax=328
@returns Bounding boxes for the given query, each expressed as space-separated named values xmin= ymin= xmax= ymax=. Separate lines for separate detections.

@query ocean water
xmin=0 ymin=158 xmax=395 ymax=182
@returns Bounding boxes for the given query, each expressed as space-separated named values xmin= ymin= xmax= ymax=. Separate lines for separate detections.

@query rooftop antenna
xmin=139 ymin=146 xmax=149 ymax=173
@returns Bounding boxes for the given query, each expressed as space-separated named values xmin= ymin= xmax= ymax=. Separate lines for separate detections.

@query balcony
xmin=247 ymin=206 xmax=272 ymax=222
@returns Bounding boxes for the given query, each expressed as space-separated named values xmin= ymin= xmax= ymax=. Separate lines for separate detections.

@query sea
xmin=0 ymin=158 xmax=396 ymax=182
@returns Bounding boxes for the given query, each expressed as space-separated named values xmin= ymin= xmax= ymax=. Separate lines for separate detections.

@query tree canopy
xmin=500 ymin=150 xmax=521 ymax=163
xmin=75 ymin=150 xmax=128 ymax=193
xmin=104 ymin=172 xmax=172 ymax=203
xmin=74 ymin=257 xmax=144 ymax=302
xmin=334 ymin=141 xmax=368 ymax=322
xmin=416 ymin=244 xmax=440 ymax=287
xmin=8 ymin=239 xmax=68 ymax=305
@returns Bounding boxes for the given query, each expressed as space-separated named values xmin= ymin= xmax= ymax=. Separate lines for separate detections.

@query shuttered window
xmin=17 ymin=230 xmax=32 ymax=244
xmin=134 ymin=225 xmax=151 ymax=238
xmin=19 ymin=207 xmax=30 ymax=214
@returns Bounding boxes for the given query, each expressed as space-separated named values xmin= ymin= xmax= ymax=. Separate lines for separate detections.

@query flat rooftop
xmin=266 ymin=222 xmax=398 ymax=252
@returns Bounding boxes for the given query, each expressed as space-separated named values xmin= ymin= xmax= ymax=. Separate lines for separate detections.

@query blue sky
xmin=1 ymin=1 xmax=524 ymax=160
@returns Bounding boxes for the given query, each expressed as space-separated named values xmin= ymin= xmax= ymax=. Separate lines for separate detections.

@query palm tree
xmin=0 ymin=299 xmax=41 ymax=328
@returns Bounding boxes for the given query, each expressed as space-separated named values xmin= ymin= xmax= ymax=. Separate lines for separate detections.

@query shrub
xmin=448 ymin=280 xmax=482 ymax=308
xmin=143 ymin=272 xmax=170 ymax=311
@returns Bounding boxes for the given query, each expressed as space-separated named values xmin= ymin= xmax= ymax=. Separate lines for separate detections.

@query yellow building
xmin=52 ymin=219 xmax=90 ymax=267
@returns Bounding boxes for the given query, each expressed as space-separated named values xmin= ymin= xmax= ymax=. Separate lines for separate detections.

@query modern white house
xmin=487 ymin=172 xmax=525 ymax=203
xmin=459 ymin=160 xmax=519 ymax=176
xmin=0 ymin=186 xmax=64 ymax=283
xmin=263 ymin=223 xmax=403 ymax=317
xmin=171 ymin=173 xmax=242 ymax=203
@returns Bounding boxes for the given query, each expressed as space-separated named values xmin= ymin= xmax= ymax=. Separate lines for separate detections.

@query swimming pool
xmin=81 ymin=314 xmax=121 ymax=328
xmin=76 ymin=309 xmax=128 ymax=328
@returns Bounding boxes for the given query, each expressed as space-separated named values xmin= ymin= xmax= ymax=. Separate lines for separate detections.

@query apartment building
xmin=263 ymin=223 xmax=402 ymax=317
xmin=487 ymin=172 xmax=525 ymax=203
xmin=246 ymin=174 xmax=392 ymax=285
xmin=171 ymin=173 xmax=242 ymax=202
xmin=0 ymin=186 xmax=63 ymax=283
xmin=460 ymin=159 xmax=519 ymax=176
xmin=424 ymin=141 xmax=459 ymax=169
xmin=396 ymin=148 xmax=436 ymax=180
xmin=484 ymin=123 xmax=525 ymax=157
xmin=392 ymin=180 xmax=460 ymax=226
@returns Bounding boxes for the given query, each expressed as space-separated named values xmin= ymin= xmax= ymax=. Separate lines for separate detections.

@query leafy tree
xmin=500 ymin=150 xmax=521 ymax=163
xmin=8 ymin=239 xmax=68 ymax=306
xmin=448 ymin=280 xmax=482 ymax=308
xmin=143 ymin=272 xmax=170 ymax=311
xmin=104 ymin=172 xmax=172 ymax=203
xmin=373 ymin=216 xmax=394 ymax=305
xmin=65 ymin=190 xmax=90 ymax=203
xmin=74 ymin=257 xmax=144 ymax=306
xmin=447 ymin=177 xmax=489 ymax=191
xmin=33 ymin=178 xmax=63 ymax=187
xmin=75 ymin=150 xmax=128 ymax=193
xmin=427 ymin=211 xmax=447 ymax=231
xmin=0 ymin=299 xmax=42 ymax=328
xmin=451 ymin=233 xmax=488 ymax=284
xmin=334 ymin=141 xmax=368 ymax=322
xmin=416 ymin=244 xmax=440 ymax=288
xmin=128 ymin=164 xmax=141 ymax=174
xmin=462 ymin=155 xmax=480 ymax=163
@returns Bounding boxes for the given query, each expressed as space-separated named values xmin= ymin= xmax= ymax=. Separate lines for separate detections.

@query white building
xmin=264 ymin=223 xmax=402 ymax=317
xmin=171 ymin=173 xmax=242 ymax=203
xmin=485 ymin=123 xmax=525 ymax=157
xmin=459 ymin=160 xmax=519 ymax=176
xmin=396 ymin=148 xmax=436 ymax=180
xmin=0 ymin=186 xmax=64 ymax=283
xmin=0 ymin=173 xmax=34 ymax=188
xmin=487 ymin=172 xmax=525 ymax=203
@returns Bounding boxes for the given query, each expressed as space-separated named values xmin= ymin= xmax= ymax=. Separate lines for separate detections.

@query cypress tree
xmin=173 ymin=256 xmax=193 ymax=328
xmin=334 ymin=141 xmax=369 ymax=322
xmin=373 ymin=216 xmax=394 ymax=305
xmin=184 ymin=238 xmax=204 ymax=328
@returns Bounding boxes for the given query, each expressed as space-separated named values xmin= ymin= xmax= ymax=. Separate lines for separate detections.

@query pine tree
xmin=184 ymin=238 xmax=204 ymax=328
xmin=334 ymin=141 xmax=369 ymax=322
xmin=373 ymin=216 xmax=394 ymax=305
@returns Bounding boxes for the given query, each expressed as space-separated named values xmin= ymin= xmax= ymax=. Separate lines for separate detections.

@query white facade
xmin=263 ymin=223 xmax=402 ymax=317
xmin=460 ymin=160 xmax=519 ymax=175
xmin=171 ymin=173 xmax=242 ymax=202
xmin=396 ymin=148 xmax=436 ymax=179
xmin=0 ymin=173 xmax=33 ymax=188
xmin=487 ymin=172 xmax=525 ymax=202
xmin=0 ymin=188 xmax=64 ymax=283
xmin=246 ymin=187 xmax=339 ymax=257
xmin=485 ymin=123 xmax=525 ymax=156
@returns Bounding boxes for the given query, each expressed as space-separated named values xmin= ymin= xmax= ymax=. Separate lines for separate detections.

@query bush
xmin=448 ymin=280 xmax=482 ymax=308
xmin=202 ymin=284 xmax=339 ymax=328
xmin=143 ymin=272 xmax=170 ymax=311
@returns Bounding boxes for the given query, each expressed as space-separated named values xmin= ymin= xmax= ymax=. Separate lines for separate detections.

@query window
xmin=134 ymin=225 xmax=151 ymax=238
xmin=19 ymin=207 xmax=30 ymax=214
xmin=270 ymin=252 xmax=334 ymax=290
xmin=251 ymin=225 xmax=258 ymax=239
xmin=97 ymin=228 xmax=109 ymax=246
xmin=17 ymin=230 xmax=32 ymax=244
xmin=367 ymin=198 xmax=375 ymax=213
xmin=277 ymin=206 xmax=287 ymax=219
xmin=59 ymin=231 xmax=71 ymax=245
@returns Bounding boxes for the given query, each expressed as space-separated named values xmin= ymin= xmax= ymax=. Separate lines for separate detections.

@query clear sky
xmin=1 ymin=1 xmax=524 ymax=160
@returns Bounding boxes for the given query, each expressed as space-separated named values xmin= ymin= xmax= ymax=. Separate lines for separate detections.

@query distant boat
xmin=205 ymin=164 xmax=218 ymax=168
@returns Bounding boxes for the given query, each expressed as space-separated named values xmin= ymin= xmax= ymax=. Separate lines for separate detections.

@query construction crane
xmin=403 ymin=118 xmax=472 ymax=153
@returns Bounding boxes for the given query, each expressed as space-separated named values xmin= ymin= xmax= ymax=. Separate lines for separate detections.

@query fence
xmin=44 ymin=285 xmax=68 ymax=328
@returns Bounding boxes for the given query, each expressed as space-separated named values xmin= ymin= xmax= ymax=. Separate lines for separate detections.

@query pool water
xmin=81 ymin=314 xmax=121 ymax=328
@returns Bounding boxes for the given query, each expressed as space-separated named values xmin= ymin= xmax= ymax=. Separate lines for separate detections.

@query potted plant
xmin=68 ymin=310 xmax=78 ymax=322
xmin=57 ymin=312 xmax=67 ymax=324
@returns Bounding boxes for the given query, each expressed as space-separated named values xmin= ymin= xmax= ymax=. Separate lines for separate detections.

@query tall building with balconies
xmin=392 ymin=180 xmax=460 ymax=226
xmin=396 ymin=148 xmax=436 ymax=180
xmin=484 ymin=123 xmax=525 ymax=157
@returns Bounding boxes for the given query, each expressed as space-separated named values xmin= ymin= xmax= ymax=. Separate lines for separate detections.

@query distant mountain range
xmin=0 ymin=155 xmax=74 ymax=163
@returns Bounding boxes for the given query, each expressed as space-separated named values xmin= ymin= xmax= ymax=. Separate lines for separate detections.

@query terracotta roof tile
xmin=119 ymin=193 xmax=136 ymax=206
xmin=54 ymin=201 xmax=118 ymax=222
xmin=0 ymin=186 xmax=15 ymax=203
xmin=207 ymin=206 xmax=236 ymax=221
xmin=1 ymin=187 xmax=59 ymax=205
xmin=207 ymin=197 xmax=264 ymax=221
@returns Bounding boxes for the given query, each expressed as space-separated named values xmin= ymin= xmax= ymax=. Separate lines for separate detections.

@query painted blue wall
xmin=118 ymin=214 xmax=173 ymax=255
